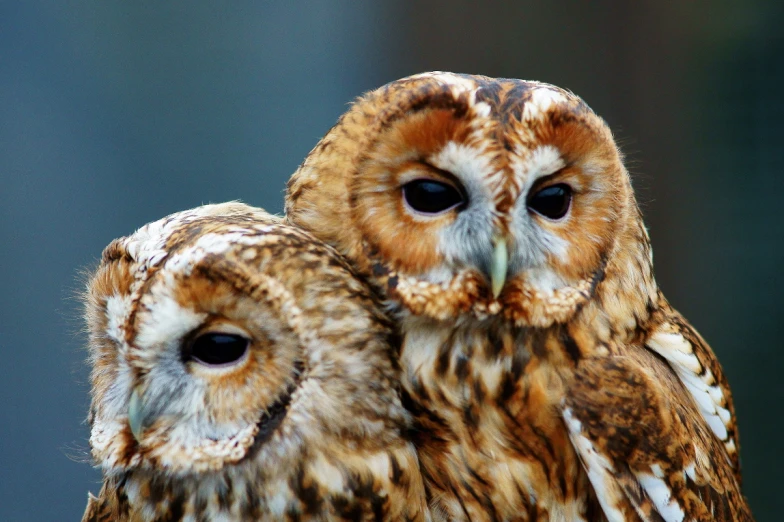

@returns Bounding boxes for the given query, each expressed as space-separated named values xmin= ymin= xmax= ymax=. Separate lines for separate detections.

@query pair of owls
xmin=83 ymin=73 xmax=753 ymax=521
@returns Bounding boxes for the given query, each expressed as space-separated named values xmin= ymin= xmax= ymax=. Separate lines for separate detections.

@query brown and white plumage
xmin=81 ymin=202 xmax=429 ymax=521
xmin=286 ymin=72 xmax=753 ymax=521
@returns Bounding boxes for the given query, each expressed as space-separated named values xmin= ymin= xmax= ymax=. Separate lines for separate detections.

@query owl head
xmin=287 ymin=72 xmax=656 ymax=327
xmin=84 ymin=202 xmax=416 ymax=488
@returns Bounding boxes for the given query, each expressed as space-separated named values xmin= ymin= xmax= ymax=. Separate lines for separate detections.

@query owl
xmin=286 ymin=72 xmax=754 ymax=521
xmin=81 ymin=202 xmax=429 ymax=521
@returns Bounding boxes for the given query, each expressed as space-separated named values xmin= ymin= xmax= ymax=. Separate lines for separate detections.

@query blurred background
xmin=1 ymin=1 xmax=781 ymax=520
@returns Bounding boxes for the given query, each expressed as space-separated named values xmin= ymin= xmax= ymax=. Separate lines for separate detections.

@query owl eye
xmin=527 ymin=183 xmax=572 ymax=220
xmin=189 ymin=333 xmax=249 ymax=367
xmin=403 ymin=179 xmax=466 ymax=215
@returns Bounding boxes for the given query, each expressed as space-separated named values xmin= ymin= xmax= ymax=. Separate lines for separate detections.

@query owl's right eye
xmin=188 ymin=333 xmax=249 ymax=367
xmin=403 ymin=179 xmax=466 ymax=215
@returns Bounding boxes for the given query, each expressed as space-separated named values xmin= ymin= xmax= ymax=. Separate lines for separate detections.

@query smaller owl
xmin=81 ymin=202 xmax=429 ymax=521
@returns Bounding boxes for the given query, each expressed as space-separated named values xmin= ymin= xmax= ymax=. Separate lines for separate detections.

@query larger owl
xmin=286 ymin=72 xmax=753 ymax=521
xmin=81 ymin=202 xmax=429 ymax=521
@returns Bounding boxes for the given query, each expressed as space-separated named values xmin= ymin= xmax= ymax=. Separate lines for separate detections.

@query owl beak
xmin=128 ymin=386 xmax=146 ymax=443
xmin=491 ymin=235 xmax=508 ymax=299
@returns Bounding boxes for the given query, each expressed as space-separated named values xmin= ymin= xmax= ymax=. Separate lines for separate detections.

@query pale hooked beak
xmin=128 ymin=386 xmax=145 ymax=443
xmin=491 ymin=235 xmax=508 ymax=299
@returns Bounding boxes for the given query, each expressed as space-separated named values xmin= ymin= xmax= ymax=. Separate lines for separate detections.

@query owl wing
xmin=645 ymin=295 xmax=740 ymax=479
xmin=562 ymin=348 xmax=753 ymax=522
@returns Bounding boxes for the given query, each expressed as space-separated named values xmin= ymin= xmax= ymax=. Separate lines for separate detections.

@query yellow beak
xmin=491 ymin=236 xmax=508 ymax=299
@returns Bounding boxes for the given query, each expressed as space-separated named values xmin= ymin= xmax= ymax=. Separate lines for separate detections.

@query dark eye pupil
xmin=190 ymin=333 xmax=248 ymax=366
xmin=527 ymin=184 xmax=572 ymax=219
xmin=403 ymin=179 xmax=465 ymax=214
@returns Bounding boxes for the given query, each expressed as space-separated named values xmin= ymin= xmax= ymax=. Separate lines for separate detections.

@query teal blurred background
xmin=1 ymin=2 xmax=781 ymax=520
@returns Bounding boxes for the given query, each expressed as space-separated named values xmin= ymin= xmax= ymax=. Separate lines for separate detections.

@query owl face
xmin=87 ymin=205 xmax=307 ymax=474
xmin=288 ymin=72 xmax=639 ymax=326
xmin=84 ymin=204 xmax=427 ymax=522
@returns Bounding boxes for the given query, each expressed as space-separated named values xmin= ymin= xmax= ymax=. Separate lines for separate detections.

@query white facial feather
xmin=524 ymin=267 xmax=569 ymax=293
xmin=429 ymin=141 xmax=497 ymax=193
xmin=429 ymin=141 xmax=498 ymax=270
xmin=515 ymin=144 xmax=566 ymax=192
xmin=105 ymin=293 xmax=132 ymax=345
xmin=133 ymin=281 xmax=206 ymax=354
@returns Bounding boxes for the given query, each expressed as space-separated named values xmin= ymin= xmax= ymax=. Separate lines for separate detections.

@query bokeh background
xmin=1 ymin=2 xmax=782 ymax=520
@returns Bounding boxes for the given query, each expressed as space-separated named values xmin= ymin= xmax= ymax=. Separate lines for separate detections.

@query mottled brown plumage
xmin=286 ymin=72 xmax=753 ymax=521
xmin=82 ymin=202 xmax=429 ymax=521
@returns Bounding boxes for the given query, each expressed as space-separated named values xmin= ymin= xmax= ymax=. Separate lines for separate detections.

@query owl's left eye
xmin=403 ymin=179 xmax=466 ymax=215
xmin=188 ymin=333 xmax=249 ymax=367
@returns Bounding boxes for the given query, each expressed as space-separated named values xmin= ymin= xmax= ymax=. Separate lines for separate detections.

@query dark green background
xmin=1 ymin=2 xmax=780 ymax=520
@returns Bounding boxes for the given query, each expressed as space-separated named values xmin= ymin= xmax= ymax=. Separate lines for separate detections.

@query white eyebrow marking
xmin=523 ymin=88 xmax=568 ymax=121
